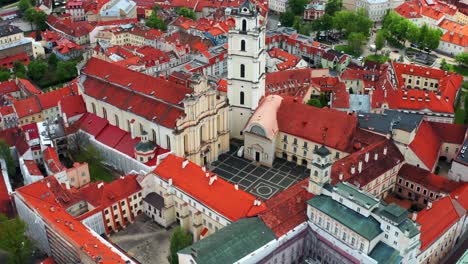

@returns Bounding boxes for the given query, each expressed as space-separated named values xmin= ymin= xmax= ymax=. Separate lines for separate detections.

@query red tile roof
xmin=37 ymin=86 xmax=75 ymax=110
xmin=277 ymin=96 xmax=358 ymax=152
xmin=0 ymin=52 xmax=29 ymax=69
xmin=152 ymin=154 xmax=267 ymax=221
xmin=268 ymin=47 xmax=303 ymax=71
xmin=331 ymin=140 xmax=403 ymax=188
xmin=24 ymin=160 xmax=42 ymax=176
xmin=18 ymin=78 xmax=42 ymax=95
xmin=0 ymin=105 xmax=15 ymax=116
xmin=59 ymin=94 xmax=86 ymax=119
xmin=0 ymin=80 xmax=20 ymax=95
xmin=53 ymin=38 xmax=81 ymax=55
xmin=409 ymin=121 xmax=441 ymax=170
xmin=13 ymin=96 xmax=41 ymax=118
xmin=73 ymin=113 xmax=109 ymax=136
xmin=47 ymin=15 xmax=95 ymax=38
xmin=266 ymin=68 xmax=313 ymax=100
xmin=427 ymin=121 xmax=467 ymax=144
xmin=260 ymin=179 xmax=313 ymax=237
xmin=43 ymin=147 xmax=65 ymax=173
xmin=416 ymin=196 xmax=464 ymax=251
xmin=0 ymin=164 xmax=11 ymax=216
xmin=451 ymin=184 xmax=468 ymax=210
xmin=15 ymin=176 xmax=132 ymax=263
xmin=398 ymin=164 xmax=460 ymax=194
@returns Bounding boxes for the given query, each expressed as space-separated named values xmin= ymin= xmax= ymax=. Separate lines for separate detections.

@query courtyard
xmin=109 ymin=215 xmax=173 ymax=264
xmin=210 ymin=146 xmax=310 ymax=200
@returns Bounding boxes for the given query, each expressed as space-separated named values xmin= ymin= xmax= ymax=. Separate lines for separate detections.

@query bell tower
xmin=227 ymin=0 xmax=266 ymax=139
xmin=308 ymin=145 xmax=332 ymax=195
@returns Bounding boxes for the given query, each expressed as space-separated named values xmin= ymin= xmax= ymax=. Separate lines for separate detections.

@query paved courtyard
xmin=210 ymin=147 xmax=310 ymax=200
xmin=109 ymin=215 xmax=173 ymax=264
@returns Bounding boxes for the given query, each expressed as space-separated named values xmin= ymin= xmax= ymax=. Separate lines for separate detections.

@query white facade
xmin=269 ymin=0 xmax=288 ymax=13
xmin=355 ymin=0 xmax=390 ymax=22
xmin=228 ymin=4 xmax=267 ymax=139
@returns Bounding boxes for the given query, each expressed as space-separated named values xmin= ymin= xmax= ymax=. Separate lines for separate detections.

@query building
xmin=227 ymin=0 xmax=267 ymax=139
xmin=14 ymin=176 xmax=137 ymax=264
xmin=269 ymin=0 xmax=288 ymax=13
xmin=449 ymin=134 xmax=468 ymax=182
xmin=139 ymin=154 xmax=267 ymax=241
xmin=437 ymin=19 xmax=468 ymax=55
xmin=0 ymin=25 xmax=44 ymax=59
xmin=355 ymin=0 xmax=395 ymax=22
xmin=304 ymin=1 xmax=326 ymax=21
xmin=80 ymin=57 xmax=229 ymax=166
xmin=267 ymin=47 xmax=308 ymax=72
xmin=396 ymin=164 xmax=460 ymax=206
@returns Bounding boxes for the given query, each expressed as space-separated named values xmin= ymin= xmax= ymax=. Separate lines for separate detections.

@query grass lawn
xmin=365 ymin=54 xmax=389 ymax=64
xmin=335 ymin=45 xmax=361 ymax=57
xmin=446 ymin=64 xmax=468 ymax=77
xmin=73 ymin=152 xmax=114 ymax=183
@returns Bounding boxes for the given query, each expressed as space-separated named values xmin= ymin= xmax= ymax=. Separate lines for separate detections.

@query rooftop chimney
xmin=427 ymin=201 xmax=432 ymax=209
xmin=339 ymin=173 xmax=343 ymax=181
xmin=97 ymin=182 xmax=104 ymax=189
xmin=383 ymin=147 xmax=387 ymax=155
xmin=234 ymin=184 xmax=239 ymax=190
xmin=365 ymin=152 xmax=369 ymax=162
xmin=358 ymin=161 xmax=363 ymax=173
xmin=46 ymin=181 xmax=51 ymax=188
xmin=209 ymin=175 xmax=217 ymax=185
xmin=168 ymin=178 xmax=173 ymax=186
xmin=412 ymin=212 xmax=417 ymax=221
xmin=374 ymin=153 xmax=378 ymax=160
xmin=182 ymin=159 xmax=189 ymax=169
xmin=351 ymin=165 xmax=356 ymax=174
xmin=202 ymin=166 xmax=206 ymax=172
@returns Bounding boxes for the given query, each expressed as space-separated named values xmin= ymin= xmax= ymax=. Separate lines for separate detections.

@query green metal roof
xmin=397 ymin=219 xmax=420 ymax=238
xmin=134 ymin=141 xmax=156 ymax=152
xmin=335 ymin=182 xmax=380 ymax=209
xmin=378 ymin=203 xmax=408 ymax=224
xmin=178 ymin=217 xmax=275 ymax=264
xmin=307 ymin=195 xmax=382 ymax=240
xmin=369 ymin=242 xmax=402 ymax=264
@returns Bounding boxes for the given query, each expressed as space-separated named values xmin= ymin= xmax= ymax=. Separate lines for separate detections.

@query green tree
xmin=307 ymin=98 xmax=323 ymax=108
xmin=13 ymin=61 xmax=26 ymax=78
xmin=325 ymin=0 xmax=342 ymax=16
xmin=0 ymin=214 xmax=32 ymax=264
xmin=146 ymin=13 xmax=166 ymax=31
xmin=27 ymin=60 xmax=47 ymax=81
xmin=288 ymin=0 xmax=309 ymax=15
xmin=406 ymin=23 xmax=419 ymax=44
xmin=48 ymin=53 xmax=59 ymax=68
xmin=23 ymin=8 xmax=47 ymax=30
xmin=279 ymin=10 xmax=295 ymax=27
xmin=18 ymin=0 xmax=31 ymax=13
xmin=0 ymin=68 xmax=10 ymax=82
xmin=168 ymin=227 xmax=193 ymax=264
xmin=347 ymin=32 xmax=365 ymax=55
xmin=152 ymin=4 xmax=160 ymax=13
xmin=0 ymin=140 xmax=14 ymax=177
xmin=440 ymin=58 xmax=449 ymax=71
xmin=176 ymin=7 xmax=196 ymax=20
xmin=375 ymin=29 xmax=386 ymax=53
xmin=455 ymin=52 xmax=468 ymax=67
xmin=56 ymin=61 xmax=77 ymax=81
xmin=312 ymin=14 xmax=333 ymax=37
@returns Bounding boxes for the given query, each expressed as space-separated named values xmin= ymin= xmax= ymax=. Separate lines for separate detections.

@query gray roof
xmin=307 ymin=195 xmax=382 ymax=240
xmin=178 ymin=217 xmax=275 ymax=264
xmin=135 ymin=140 xmax=156 ymax=152
xmin=454 ymin=137 xmax=468 ymax=166
xmin=0 ymin=25 xmax=22 ymax=38
xmin=143 ymin=192 xmax=164 ymax=209
xmin=369 ymin=242 xmax=402 ymax=264
xmin=314 ymin=145 xmax=331 ymax=157
xmin=377 ymin=203 xmax=408 ymax=225
xmin=357 ymin=110 xmax=423 ymax=134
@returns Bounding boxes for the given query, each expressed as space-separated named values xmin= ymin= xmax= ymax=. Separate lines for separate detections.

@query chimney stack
xmin=358 ymin=161 xmax=363 ymax=173
xmin=339 ymin=173 xmax=343 ymax=181
xmin=383 ymin=147 xmax=387 ymax=155
xmin=234 ymin=183 xmax=239 ymax=190
xmin=351 ymin=165 xmax=356 ymax=174
xmin=412 ymin=212 xmax=417 ymax=221
xmin=374 ymin=153 xmax=378 ymax=160
xmin=365 ymin=152 xmax=369 ymax=162
xmin=209 ymin=175 xmax=217 ymax=185
xmin=182 ymin=159 xmax=189 ymax=169
xmin=168 ymin=178 xmax=173 ymax=186
xmin=427 ymin=201 xmax=432 ymax=209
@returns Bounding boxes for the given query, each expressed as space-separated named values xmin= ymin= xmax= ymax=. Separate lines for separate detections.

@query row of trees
xmin=381 ymin=11 xmax=442 ymax=52
xmin=19 ymin=0 xmax=47 ymax=31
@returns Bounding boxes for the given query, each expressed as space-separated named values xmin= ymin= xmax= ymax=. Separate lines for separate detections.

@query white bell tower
xmin=227 ymin=0 xmax=266 ymax=139
xmin=308 ymin=145 xmax=332 ymax=195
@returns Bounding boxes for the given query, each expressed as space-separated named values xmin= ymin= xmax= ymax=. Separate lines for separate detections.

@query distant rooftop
xmin=0 ymin=24 xmax=22 ymax=38
xmin=357 ymin=110 xmax=423 ymax=134
xmin=334 ymin=182 xmax=380 ymax=209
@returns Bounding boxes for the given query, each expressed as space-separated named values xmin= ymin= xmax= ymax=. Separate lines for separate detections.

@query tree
xmin=27 ymin=60 xmax=47 ymax=81
xmin=0 ymin=68 xmax=10 ymax=82
xmin=312 ymin=14 xmax=333 ymax=37
xmin=0 ymin=140 xmax=14 ymax=177
xmin=455 ymin=53 xmax=468 ymax=67
xmin=23 ymin=8 xmax=47 ymax=30
xmin=176 ymin=7 xmax=196 ymax=20
xmin=56 ymin=61 xmax=77 ymax=81
xmin=168 ymin=227 xmax=192 ymax=264
xmin=152 ymin=4 xmax=160 ymax=13
xmin=13 ymin=61 xmax=26 ymax=78
xmin=347 ymin=32 xmax=365 ymax=55
xmin=325 ymin=0 xmax=342 ymax=16
xmin=18 ymin=0 xmax=31 ymax=13
xmin=375 ymin=30 xmax=386 ymax=53
xmin=307 ymin=98 xmax=323 ymax=108
xmin=288 ymin=0 xmax=309 ymax=15
xmin=0 ymin=214 xmax=32 ymax=264
xmin=146 ymin=13 xmax=166 ymax=31
xmin=440 ymin=58 xmax=449 ymax=71
xmin=48 ymin=53 xmax=59 ymax=68
xmin=279 ymin=11 xmax=295 ymax=27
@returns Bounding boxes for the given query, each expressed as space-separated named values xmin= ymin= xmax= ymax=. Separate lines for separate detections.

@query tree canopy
xmin=146 ymin=13 xmax=166 ymax=31
xmin=168 ymin=227 xmax=192 ymax=264
xmin=455 ymin=52 xmax=468 ymax=67
xmin=176 ymin=7 xmax=196 ymax=20
xmin=325 ymin=0 xmax=342 ymax=16
xmin=374 ymin=29 xmax=386 ymax=52
xmin=13 ymin=61 xmax=26 ymax=78
xmin=333 ymin=9 xmax=373 ymax=38
xmin=0 ymin=140 xmax=14 ymax=177
xmin=0 ymin=214 xmax=32 ymax=264
xmin=288 ymin=0 xmax=309 ymax=15
xmin=279 ymin=11 xmax=295 ymax=27
xmin=27 ymin=59 xmax=48 ymax=81
xmin=0 ymin=68 xmax=10 ymax=82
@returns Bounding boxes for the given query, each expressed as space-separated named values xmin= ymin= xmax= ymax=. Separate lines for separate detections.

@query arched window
xmin=240 ymin=40 xmax=246 ymax=51
xmin=240 ymin=64 xmax=245 ymax=78
xmin=114 ymin=114 xmax=119 ymax=127
xmin=102 ymin=107 xmax=107 ymax=119
xmin=242 ymin=19 xmax=247 ymax=32
xmin=152 ymin=129 xmax=157 ymax=143
xmin=166 ymin=135 xmax=171 ymax=150
xmin=91 ymin=103 xmax=96 ymax=114
xmin=240 ymin=91 xmax=245 ymax=105
xmin=250 ymin=125 xmax=266 ymax=137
